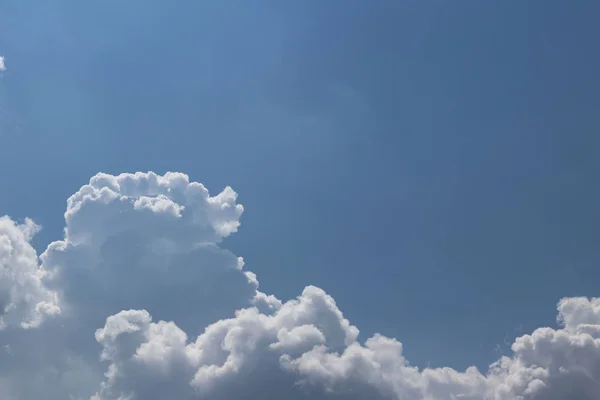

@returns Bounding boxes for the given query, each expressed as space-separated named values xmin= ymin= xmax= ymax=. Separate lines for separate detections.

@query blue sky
xmin=1 ymin=0 xmax=600 ymax=383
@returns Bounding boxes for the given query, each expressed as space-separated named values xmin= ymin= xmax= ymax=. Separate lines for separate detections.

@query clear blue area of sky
xmin=1 ymin=0 xmax=599 ymax=371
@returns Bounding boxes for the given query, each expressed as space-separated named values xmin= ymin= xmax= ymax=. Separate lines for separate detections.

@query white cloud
xmin=0 ymin=217 xmax=59 ymax=330
xmin=1 ymin=171 xmax=600 ymax=399
xmin=0 ymin=56 xmax=4 ymax=71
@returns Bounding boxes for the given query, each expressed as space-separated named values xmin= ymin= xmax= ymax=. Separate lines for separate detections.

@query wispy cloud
xmin=0 ymin=56 xmax=5 ymax=71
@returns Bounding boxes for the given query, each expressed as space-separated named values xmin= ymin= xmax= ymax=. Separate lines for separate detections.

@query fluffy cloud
xmin=0 ymin=171 xmax=599 ymax=399
xmin=0 ymin=56 xmax=4 ymax=71
xmin=0 ymin=217 xmax=59 ymax=330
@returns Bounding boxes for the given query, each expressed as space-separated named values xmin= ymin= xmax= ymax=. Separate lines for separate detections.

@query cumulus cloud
xmin=0 ymin=56 xmax=4 ymax=71
xmin=0 ymin=171 xmax=599 ymax=399
xmin=0 ymin=217 xmax=59 ymax=330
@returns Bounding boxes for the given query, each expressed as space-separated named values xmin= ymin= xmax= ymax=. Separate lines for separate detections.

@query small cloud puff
xmin=1 ymin=171 xmax=600 ymax=400
xmin=0 ymin=56 xmax=5 ymax=71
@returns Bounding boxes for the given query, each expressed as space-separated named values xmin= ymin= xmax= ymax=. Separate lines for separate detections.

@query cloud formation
xmin=0 ymin=217 xmax=59 ymax=330
xmin=0 ymin=56 xmax=4 ymax=71
xmin=1 ymin=171 xmax=599 ymax=399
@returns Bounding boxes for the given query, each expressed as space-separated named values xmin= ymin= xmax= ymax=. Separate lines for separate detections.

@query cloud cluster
xmin=0 ymin=217 xmax=59 ymax=330
xmin=1 ymin=171 xmax=599 ymax=399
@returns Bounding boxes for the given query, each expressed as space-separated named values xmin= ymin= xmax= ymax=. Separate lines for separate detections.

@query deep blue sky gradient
xmin=1 ymin=0 xmax=599 ymax=370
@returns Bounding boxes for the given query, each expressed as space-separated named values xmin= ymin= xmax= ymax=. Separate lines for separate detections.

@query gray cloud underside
xmin=1 ymin=171 xmax=599 ymax=400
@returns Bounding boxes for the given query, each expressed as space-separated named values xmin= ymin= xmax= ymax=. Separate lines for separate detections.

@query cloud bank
xmin=0 ymin=171 xmax=599 ymax=399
